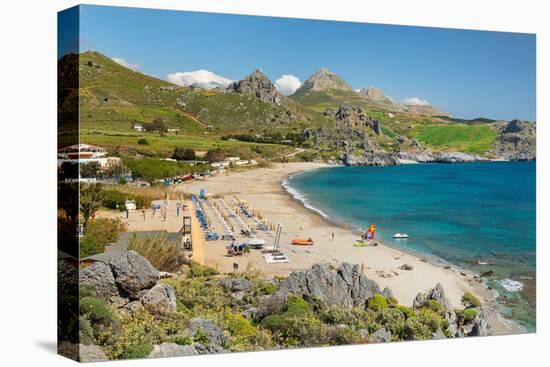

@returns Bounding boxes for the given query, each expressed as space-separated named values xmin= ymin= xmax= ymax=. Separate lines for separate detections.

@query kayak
xmin=291 ymin=238 xmax=314 ymax=246
xmin=353 ymin=241 xmax=369 ymax=247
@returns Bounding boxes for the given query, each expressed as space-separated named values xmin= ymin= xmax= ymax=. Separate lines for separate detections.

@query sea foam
xmin=282 ymin=178 xmax=329 ymax=219
xmin=499 ymin=279 xmax=524 ymax=292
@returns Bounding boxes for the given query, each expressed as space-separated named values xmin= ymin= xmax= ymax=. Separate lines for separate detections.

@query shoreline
xmin=179 ymin=162 xmax=524 ymax=335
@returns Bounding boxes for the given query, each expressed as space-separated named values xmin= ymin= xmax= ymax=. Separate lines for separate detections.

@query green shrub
xmin=79 ymin=316 xmax=95 ymax=345
xmin=417 ymin=309 xmax=444 ymax=333
xmin=403 ymin=316 xmax=432 ymax=340
xmin=396 ymin=305 xmax=416 ymax=319
xmin=79 ymin=296 xmax=117 ymax=326
xmin=80 ymin=218 xmax=127 ymax=257
xmin=226 ymin=314 xmax=257 ymax=338
xmin=284 ymin=295 xmax=310 ymax=316
xmin=259 ymin=281 xmax=277 ymax=295
xmin=320 ymin=306 xmax=354 ymax=325
xmin=367 ymin=294 xmax=388 ymax=311
xmin=461 ymin=292 xmax=482 ymax=308
xmin=193 ymin=327 xmax=210 ymax=345
xmin=137 ymin=138 xmax=149 ymax=145
xmin=128 ymin=233 xmax=184 ymax=272
xmin=85 ymin=217 xmax=127 ymax=246
xmin=122 ymin=342 xmax=154 ymax=359
xmin=101 ymin=189 xmax=150 ymax=210
xmin=463 ymin=308 xmax=478 ymax=323
xmin=187 ymin=262 xmax=219 ymax=278
xmin=427 ymin=299 xmax=443 ymax=314
xmin=171 ymin=335 xmax=193 ymax=346
xmin=79 ymin=236 xmax=104 ymax=258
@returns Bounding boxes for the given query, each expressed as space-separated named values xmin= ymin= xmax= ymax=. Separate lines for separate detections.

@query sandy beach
xmin=98 ymin=162 xmax=521 ymax=335
xmin=181 ymin=162 xmax=525 ymax=335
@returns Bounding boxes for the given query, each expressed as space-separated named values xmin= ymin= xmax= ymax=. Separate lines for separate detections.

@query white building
xmin=133 ymin=124 xmax=144 ymax=132
xmin=57 ymin=144 xmax=121 ymax=170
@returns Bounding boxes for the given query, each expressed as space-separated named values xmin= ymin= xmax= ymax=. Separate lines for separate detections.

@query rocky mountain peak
xmin=227 ymin=69 xmax=282 ymax=105
xmin=296 ymin=67 xmax=354 ymax=93
xmin=357 ymin=87 xmax=393 ymax=103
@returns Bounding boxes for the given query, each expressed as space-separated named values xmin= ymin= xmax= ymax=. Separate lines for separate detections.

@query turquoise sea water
xmin=285 ymin=162 xmax=536 ymax=331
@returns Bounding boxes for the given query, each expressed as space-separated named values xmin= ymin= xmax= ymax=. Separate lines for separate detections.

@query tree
xmin=172 ymin=147 xmax=196 ymax=161
xmin=80 ymin=183 xmax=103 ymax=227
xmin=80 ymin=162 xmax=100 ymax=178
xmin=145 ymin=118 xmax=168 ymax=133
xmin=204 ymin=148 xmax=225 ymax=163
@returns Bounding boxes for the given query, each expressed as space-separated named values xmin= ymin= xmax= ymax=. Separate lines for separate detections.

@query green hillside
xmin=410 ymin=124 xmax=498 ymax=154
xmin=59 ymin=51 xmax=506 ymax=162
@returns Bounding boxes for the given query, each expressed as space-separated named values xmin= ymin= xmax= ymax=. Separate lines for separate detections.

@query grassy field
xmin=80 ymin=129 xmax=295 ymax=159
xmin=410 ymin=124 xmax=498 ymax=154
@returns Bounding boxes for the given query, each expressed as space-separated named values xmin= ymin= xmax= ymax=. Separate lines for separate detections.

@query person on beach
xmin=331 ymin=232 xmax=335 ymax=241
xmin=142 ymin=209 xmax=146 ymax=221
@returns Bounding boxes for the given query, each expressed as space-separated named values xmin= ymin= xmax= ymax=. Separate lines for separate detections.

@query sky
xmin=62 ymin=5 xmax=536 ymax=121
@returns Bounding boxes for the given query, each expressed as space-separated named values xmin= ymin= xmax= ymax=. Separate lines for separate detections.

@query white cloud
xmin=166 ymin=70 xmax=232 ymax=89
xmin=112 ymin=57 xmax=140 ymax=71
xmin=402 ymin=97 xmax=430 ymax=106
xmin=275 ymin=74 xmax=302 ymax=96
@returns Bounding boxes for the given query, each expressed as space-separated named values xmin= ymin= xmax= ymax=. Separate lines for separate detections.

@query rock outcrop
xmin=80 ymin=262 xmax=118 ymax=300
xmin=494 ymin=119 xmax=536 ymax=160
xmin=278 ymin=262 xmax=381 ymax=308
xmin=341 ymin=152 xmax=400 ymax=166
xmin=148 ymin=343 xmax=198 ymax=358
xmin=184 ymin=318 xmax=227 ymax=354
xmin=80 ymin=251 xmax=176 ymax=316
xmin=108 ymin=251 xmax=160 ymax=297
xmin=335 ymin=105 xmax=383 ymax=135
xmin=413 ymin=283 xmax=452 ymax=310
xmin=140 ymin=283 xmax=177 ymax=315
xmin=227 ymin=69 xmax=282 ymax=105
xmin=79 ymin=344 xmax=108 ymax=362
xmin=219 ymin=278 xmax=253 ymax=293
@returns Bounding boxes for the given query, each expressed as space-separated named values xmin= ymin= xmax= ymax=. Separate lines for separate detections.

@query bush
xmin=320 ymin=306 xmax=354 ymax=325
xmin=461 ymin=292 xmax=482 ymax=308
xmin=80 ymin=236 xmax=104 ymax=258
xmin=367 ymin=294 xmax=388 ymax=311
xmin=171 ymin=335 xmax=193 ymax=346
xmin=101 ymin=189 xmax=150 ymax=211
xmin=463 ymin=308 xmax=478 ymax=323
xmin=187 ymin=262 xmax=219 ymax=278
xmin=284 ymin=295 xmax=310 ymax=317
xmin=80 ymin=296 xmax=118 ymax=327
xmin=226 ymin=314 xmax=257 ymax=338
xmin=258 ymin=281 xmax=277 ymax=295
xmin=427 ymin=299 xmax=443 ymax=314
xmin=122 ymin=342 xmax=154 ymax=359
xmin=137 ymin=138 xmax=149 ymax=145
xmin=128 ymin=233 xmax=184 ymax=272
xmin=172 ymin=147 xmax=196 ymax=161
xmin=85 ymin=218 xmax=127 ymax=245
xmin=396 ymin=305 xmax=416 ymax=319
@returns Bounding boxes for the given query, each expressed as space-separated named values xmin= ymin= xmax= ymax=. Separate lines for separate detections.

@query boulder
xmin=218 ymin=278 xmax=253 ymax=293
xmin=79 ymin=344 xmax=107 ymax=362
xmin=109 ymin=251 xmax=159 ymax=298
xmin=370 ymin=328 xmax=391 ymax=343
xmin=468 ymin=307 xmax=492 ymax=337
xmin=148 ymin=343 xmax=198 ymax=358
xmin=399 ymin=264 xmax=414 ymax=271
xmin=140 ymin=283 xmax=177 ymax=315
xmin=185 ymin=318 xmax=226 ymax=353
xmin=413 ymin=283 xmax=451 ymax=310
xmin=381 ymin=287 xmax=395 ymax=300
xmin=278 ymin=262 xmax=381 ymax=308
xmin=79 ymin=262 xmax=118 ymax=301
